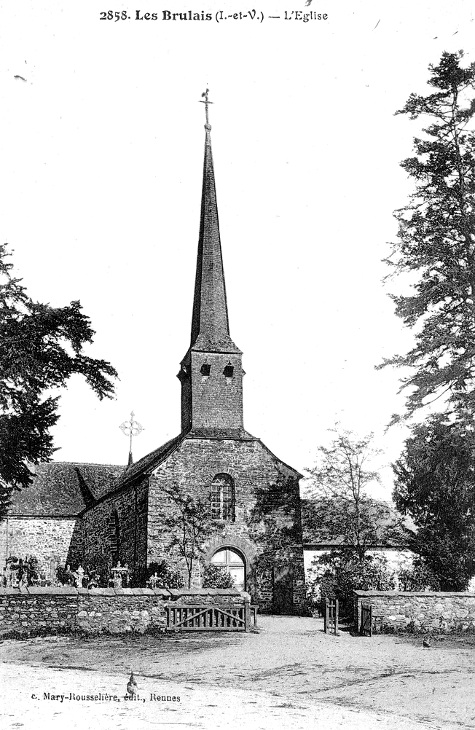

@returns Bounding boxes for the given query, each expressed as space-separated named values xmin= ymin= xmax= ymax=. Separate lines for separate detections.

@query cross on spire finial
xmin=200 ymin=88 xmax=213 ymax=130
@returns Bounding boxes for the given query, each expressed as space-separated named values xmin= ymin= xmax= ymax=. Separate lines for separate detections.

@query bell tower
xmin=178 ymin=92 xmax=245 ymax=437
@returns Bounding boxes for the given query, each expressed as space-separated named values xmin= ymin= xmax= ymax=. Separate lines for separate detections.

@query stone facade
xmin=146 ymin=435 xmax=305 ymax=612
xmin=148 ymin=438 xmax=293 ymax=551
xmin=354 ymin=591 xmax=475 ymax=633
xmin=0 ymin=587 xmax=248 ymax=637
xmin=82 ymin=481 xmax=148 ymax=582
xmin=0 ymin=516 xmax=82 ymax=569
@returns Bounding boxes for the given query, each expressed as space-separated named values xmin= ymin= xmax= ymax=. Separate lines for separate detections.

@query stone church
xmin=0 ymin=108 xmax=306 ymax=612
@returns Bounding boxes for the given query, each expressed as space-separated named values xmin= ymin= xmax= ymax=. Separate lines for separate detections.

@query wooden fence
xmin=165 ymin=603 xmax=251 ymax=632
xmin=324 ymin=597 xmax=339 ymax=635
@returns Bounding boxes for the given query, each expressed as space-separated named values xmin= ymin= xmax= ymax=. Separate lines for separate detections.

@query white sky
xmin=0 ymin=0 xmax=473 ymax=498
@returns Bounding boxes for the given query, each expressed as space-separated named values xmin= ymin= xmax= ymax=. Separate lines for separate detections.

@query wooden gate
xmin=360 ymin=603 xmax=372 ymax=636
xmin=324 ymin=597 xmax=339 ymax=635
xmin=165 ymin=603 xmax=249 ymax=632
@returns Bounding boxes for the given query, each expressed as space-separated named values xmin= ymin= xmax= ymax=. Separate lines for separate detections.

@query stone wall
xmin=0 ymin=587 xmax=247 ymax=637
xmin=0 ymin=516 xmax=80 ymax=569
xmin=354 ymin=591 xmax=475 ymax=633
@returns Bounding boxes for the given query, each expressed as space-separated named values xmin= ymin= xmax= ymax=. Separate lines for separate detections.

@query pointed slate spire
xmin=190 ymin=92 xmax=240 ymax=354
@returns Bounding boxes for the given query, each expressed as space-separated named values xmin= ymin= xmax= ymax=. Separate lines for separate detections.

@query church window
xmin=200 ymin=363 xmax=211 ymax=379
xmin=210 ymin=547 xmax=245 ymax=591
xmin=108 ymin=510 xmax=120 ymax=562
xmin=210 ymin=473 xmax=235 ymax=521
xmin=223 ymin=364 xmax=234 ymax=380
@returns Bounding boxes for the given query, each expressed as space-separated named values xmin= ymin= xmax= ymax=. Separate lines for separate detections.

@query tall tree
xmin=393 ymin=415 xmax=475 ymax=590
xmin=305 ymin=428 xmax=404 ymax=561
xmin=379 ymin=52 xmax=475 ymax=423
xmin=0 ymin=244 xmax=117 ymax=516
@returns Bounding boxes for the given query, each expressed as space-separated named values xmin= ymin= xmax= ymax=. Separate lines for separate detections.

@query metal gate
xmin=165 ymin=603 xmax=249 ymax=632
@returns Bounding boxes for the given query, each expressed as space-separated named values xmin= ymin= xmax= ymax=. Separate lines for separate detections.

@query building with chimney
xmin=1 ymin=103 xmax=306 ymax=612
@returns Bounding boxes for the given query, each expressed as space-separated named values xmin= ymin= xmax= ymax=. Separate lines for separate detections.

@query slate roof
xmin=187 ymin=126 xmax=241 ymax=357
xmin=9 ymin=462 xmax=125 ymax=516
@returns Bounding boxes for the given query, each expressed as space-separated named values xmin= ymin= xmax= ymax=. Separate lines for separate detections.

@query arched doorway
xmin=210 ymin=547 xmax=245 ymax=591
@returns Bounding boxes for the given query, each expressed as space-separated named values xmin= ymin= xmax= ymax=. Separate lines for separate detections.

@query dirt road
xmin=1 ymin=616 xmax=473 ymax=729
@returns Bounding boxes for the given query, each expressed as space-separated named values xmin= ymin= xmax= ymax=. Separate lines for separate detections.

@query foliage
xmin=378 ymin=52 xmax=475 ymax=423
xmin=247 ymin=474 xmax=303 ymax=608
xmin=202 ymin=563 xmax=235 ymax=589
xmin=85 ymin=569 xmax=102 ymax=589
xmin=307 ymin=551 xmax=395 ymax=618
xmin=397 ymin=560 xmax=440 ymax=591
xmin=27 ymin=556 xmax=40 ymax=584
xmin=146 ymin=560 xmax=185 ymax=588
xmin=160 ymin=487 xmax=213 ymax=588
xmin=7 ymin=555 xmax=40 ymax=585
xmin=56 ymin=564 xmax=76 ymax=586
xmin=306 ymin=428 xmax=404 ymax=561
xmin=248 ymin=474 xmax=302 ymax=569
xmin=393 ymin=415 xmax=475 ymax=590
xmin=0 ymin=244 xmax=117 ymax=517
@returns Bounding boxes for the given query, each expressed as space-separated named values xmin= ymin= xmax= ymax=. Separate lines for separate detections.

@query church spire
xmin=190 ymin=90 xmax=240 ymax=354
xmin=178 ymin=92 xmax=245 ymax=436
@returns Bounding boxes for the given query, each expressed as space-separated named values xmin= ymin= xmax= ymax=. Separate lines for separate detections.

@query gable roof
xmin=8 ymin=462 xmax=125 ymax=517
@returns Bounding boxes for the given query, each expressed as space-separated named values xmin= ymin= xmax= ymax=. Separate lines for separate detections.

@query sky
xmin=0 ymin=0 xmax=474 ymax=498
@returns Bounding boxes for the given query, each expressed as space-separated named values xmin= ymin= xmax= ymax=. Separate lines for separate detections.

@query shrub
xmin=146 ymin=561 xmax=185 ymax=588
xmin=397 ymin=561 xmax=440 ymax=591
xmin=26 ymin=555 xmax=40 ymax=584
xmin=7 ymin=555 xmax=41 ymax=585
xmin=307 ymin=551 xmax=396 ymax=618
xmin=202 ymin=564 xmax=235 ymax=589
xmin=56 ymin=564 xmax=76 ymax=585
